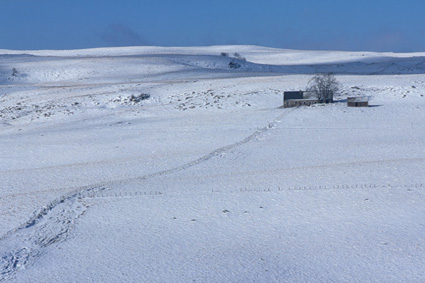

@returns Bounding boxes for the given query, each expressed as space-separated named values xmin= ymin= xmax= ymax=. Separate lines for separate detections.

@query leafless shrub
xmin=307 ymin=74 xmax=340 ymax=103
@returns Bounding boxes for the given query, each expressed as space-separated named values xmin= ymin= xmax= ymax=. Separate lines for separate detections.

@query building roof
xmin=347 ymin=96 xmax=368 ymax=102
xmin=283 ymin=91 xmax=303 ymax=100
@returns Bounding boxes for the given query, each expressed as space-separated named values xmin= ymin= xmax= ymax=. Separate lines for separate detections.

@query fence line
xmin=80 ymin=190 xmax=163 ymax=199
xmin=212 ymin=183 xmax=425 ymax=194
xmin=79 ymin=183 xmax=425 ymax=199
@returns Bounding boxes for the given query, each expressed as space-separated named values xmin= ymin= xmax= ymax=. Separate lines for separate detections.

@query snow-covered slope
xmin=2 ymin=45 xmax=425 ymax=85
xmin=1 ymin=46 xmax=425 ymax=282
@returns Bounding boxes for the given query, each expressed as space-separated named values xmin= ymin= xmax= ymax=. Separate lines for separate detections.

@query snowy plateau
xmin=0 ymin=45 xmax=425 ymax=282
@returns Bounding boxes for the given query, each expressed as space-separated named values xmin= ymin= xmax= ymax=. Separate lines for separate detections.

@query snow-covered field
xmin=1 ymin=45 xmax=425 ymax=282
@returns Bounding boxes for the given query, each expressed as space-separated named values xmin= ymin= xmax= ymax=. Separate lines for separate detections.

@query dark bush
xmin=228 ymin=61 xmax=241 ymax=69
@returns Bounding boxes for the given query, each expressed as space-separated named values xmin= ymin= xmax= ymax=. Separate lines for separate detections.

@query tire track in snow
xmin=0 ymin=108 xmax=293 ymax=281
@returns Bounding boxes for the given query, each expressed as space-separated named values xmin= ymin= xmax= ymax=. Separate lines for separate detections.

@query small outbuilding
xmin=283 ymin=91 xmax=319 ymax=108
xmin=347 ymin=97 xmax=369 ymax=107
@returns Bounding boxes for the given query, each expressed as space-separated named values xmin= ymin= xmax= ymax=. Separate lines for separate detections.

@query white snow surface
xmin=1 ymin=45 xmax=425 ymax=282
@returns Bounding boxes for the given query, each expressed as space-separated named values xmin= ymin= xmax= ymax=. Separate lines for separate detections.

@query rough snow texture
xmin=1 ymin=46 xmax=425 ymax=282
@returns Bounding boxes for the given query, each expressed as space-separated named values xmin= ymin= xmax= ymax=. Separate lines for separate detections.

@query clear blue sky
xmin=1 ymin=0 xmax=425 ymax=52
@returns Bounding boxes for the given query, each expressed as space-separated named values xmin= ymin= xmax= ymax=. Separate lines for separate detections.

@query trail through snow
xmin=0 ymin=108 xmax=291 ymax=281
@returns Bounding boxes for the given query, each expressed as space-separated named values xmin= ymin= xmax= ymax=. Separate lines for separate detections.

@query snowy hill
xmin=1 ymin=46 xmax=425 ymax=282
xmin=2 ymin=45 xmax=425 ymax=85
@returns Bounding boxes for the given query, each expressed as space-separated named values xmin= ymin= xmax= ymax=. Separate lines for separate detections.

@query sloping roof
xmin=347 ymin=96 xmax=368 ymax=102
xmin=284 ymin=91 xmax=303 ymax=100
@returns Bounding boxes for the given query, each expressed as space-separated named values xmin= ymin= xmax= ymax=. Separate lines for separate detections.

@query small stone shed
xmin=347 ymin=97 xmax=369 ymax=107
xmin=283 ymin=91 xmax=319 ymax=108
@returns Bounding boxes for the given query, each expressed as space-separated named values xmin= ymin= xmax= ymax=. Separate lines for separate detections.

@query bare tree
xmin=307 ymin=73 xmax=339 ymax=103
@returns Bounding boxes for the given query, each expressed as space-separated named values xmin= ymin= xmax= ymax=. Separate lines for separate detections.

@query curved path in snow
xmin=0 ymin=108 xmax=293 ymax=281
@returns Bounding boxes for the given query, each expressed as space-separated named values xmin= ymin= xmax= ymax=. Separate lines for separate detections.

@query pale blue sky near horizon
xmin=1 ymin=0 xmax=425 ymax=52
